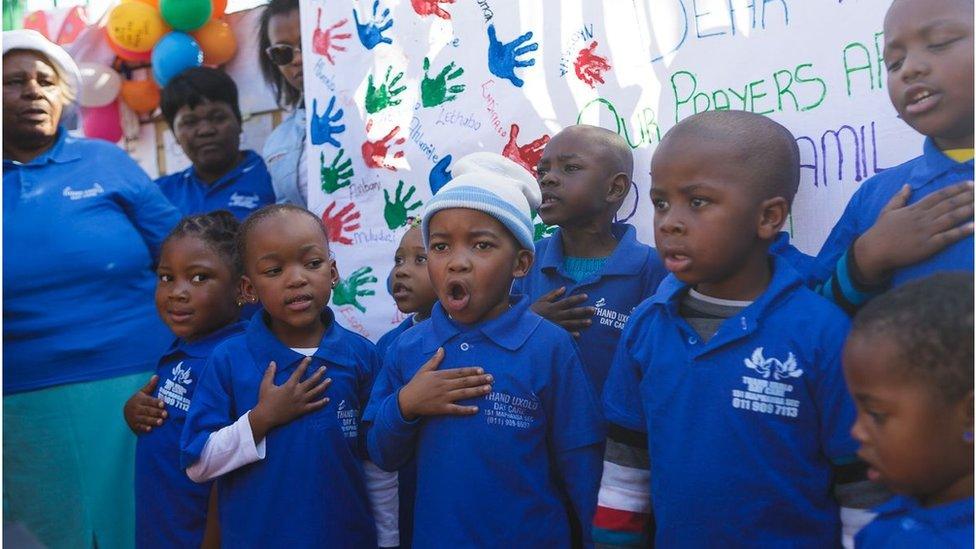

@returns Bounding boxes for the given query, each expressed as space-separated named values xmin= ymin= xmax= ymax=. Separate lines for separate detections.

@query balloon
xmin=191 ymin=19 xmax=237 ymax=66
xmin=123 ymin=0 xmax=158 ymax=6
xmin=78 ymin=63 xmax=122 ymax=108
xmin=151 ymin=32 xmax=203 ymax=87
xmin=82 ymin=101 xmax=123 ymax=143
xmin=120 ymin=79 xmax=161 ymax=114
xmin=106 ymin=1 xmax=166 ymax=53
xmin=212 ymin=0 xmax=227 ymax=18
xmin=108 ymin=35 xmax=152 ymax=62
xmin=160 ymin=0 xmax=211 ymax=31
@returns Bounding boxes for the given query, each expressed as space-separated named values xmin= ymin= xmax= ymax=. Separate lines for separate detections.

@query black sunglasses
xmin=265 ymin=44 xmax=301 ymax=66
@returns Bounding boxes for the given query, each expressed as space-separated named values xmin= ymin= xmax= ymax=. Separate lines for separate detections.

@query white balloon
xmin=78 ymin=62 xmax=122 ymax=108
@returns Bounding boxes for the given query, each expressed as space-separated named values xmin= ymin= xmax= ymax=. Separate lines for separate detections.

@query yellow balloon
xmin=107 ymin=2 xmax=166 ymax=53
xmin=192 ymin=19 xmax=237 ymax=66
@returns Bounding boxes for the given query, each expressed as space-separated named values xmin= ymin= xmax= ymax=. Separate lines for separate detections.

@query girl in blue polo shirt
xmin=844 ymin=273 xmax=973 ymax=547
xmin=124 ymin=211 xmax=246 ymax=548
xmin=365 ymin=153 xmax=605 ymax=548
xmin=181 ymin=204 xmax=394 ymax=548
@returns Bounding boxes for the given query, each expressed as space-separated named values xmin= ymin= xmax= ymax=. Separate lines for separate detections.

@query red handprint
xmin=322 ymin=201 xmax=361 ymax=245
xmin=411 ymin=0 xmax=454 ymax=20
xmin=502 ymin=123 xmax=550 ymax=177
xmin=574 ymin=41 xmax=611 ymax=88
xmin=313 ymin=8 xmax=351 ymax=65
xmin=361 ymin=120 xmax=406 ymax=171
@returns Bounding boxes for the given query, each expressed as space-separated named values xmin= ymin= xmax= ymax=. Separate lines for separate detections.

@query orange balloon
xmin=120 ymin=79 xmax=161 ymax=114
xmin=191 ymin=19 xmax=237 ymax=66
xmin=212 ymin=0 xmax=227 ymax=18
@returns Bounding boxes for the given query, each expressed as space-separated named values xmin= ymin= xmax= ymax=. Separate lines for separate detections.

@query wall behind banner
xmin=300 ymin=0 xmax=921 ymax=341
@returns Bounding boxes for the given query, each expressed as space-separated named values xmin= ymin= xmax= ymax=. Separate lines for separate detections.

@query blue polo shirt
xmin=3 ymin=129 xmax=181 ymax=394
xmin=512 ymin=223 xmax=666 ymax=394
xmin=365 ymin=296 xmax=605 ymax=548
xmin=376 ymin=316 xmax=416 ymax=358
xmin=135 ymin=321 xmax=246 ymax=549
xmin=815 ymin=138 xmax=975 ymax=287
xmin=180 ymin=308 xmax=380 ymax=548
xmin=603 ymin=255 xmax=857 ymax=547
xmin=155 ymin=150 xmax=275 ymax=220
xmin=855 ymin=495 xmax=973 ymax=548
xmin=771 ymin=231 xmax=819 ymax=285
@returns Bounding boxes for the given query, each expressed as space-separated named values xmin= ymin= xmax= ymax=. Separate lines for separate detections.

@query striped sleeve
xmin=593 ymin=423 xmax=653 ymax=548
xmin=816 ymin=247 xmax=885 ymax=315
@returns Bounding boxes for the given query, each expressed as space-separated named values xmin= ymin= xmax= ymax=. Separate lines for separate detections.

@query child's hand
xmin=123 ymin=375 xmax=167 ymax=434
xmin=531 ymin=287 xmax=596 ymax=337
xmin=249 ymin=358 xmax=332 ymax=442
xmin=397 ymin=348 xmax=493 ymax=421
xmin=853 ymin=181 xmax=974 ymax=285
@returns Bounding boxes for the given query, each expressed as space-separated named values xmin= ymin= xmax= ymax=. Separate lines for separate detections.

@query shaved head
xmin=560 ymin=124 xmax=634 ymax=180
xmin=660 ymin=111 xmax=800 ymax=205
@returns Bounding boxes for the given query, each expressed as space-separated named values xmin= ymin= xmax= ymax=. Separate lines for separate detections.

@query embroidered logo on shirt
xmin=62 ymin=183 xmax=104 ymax=200
xmin=158 ymin=360 xmax=194 ymax=412
xmin=228 ymin=192 xmax=260 ymax=209
xmin=593 ymin=297 xmax=630 ymax=330
xmin=732 ymin=347 xmax=802 ymax=419
xmin=484 ymin=391 xmax=540 ymax=430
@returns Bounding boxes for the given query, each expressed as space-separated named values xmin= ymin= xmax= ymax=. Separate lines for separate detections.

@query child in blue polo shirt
xmin=157 ymin=67 xmax=275 ymax=220
xmin=596 ymin=111 xmax=868 ymax=547
xmin=515 ymin=125 xmax=666 ymax=394
xmin=365 ymin=153 xmax=605 ymax=547
xmin=844 ymin=273 xmax=973 ymax=547
xmin=814 ymin=0 xmax=974 ymax=313
xmin=124 ymin=210 xmax=245 ymax=548
xmin=376 ymin=217 xmax=438 ymax=549
xmin=181 ymin=204 xmax=395 ymax=548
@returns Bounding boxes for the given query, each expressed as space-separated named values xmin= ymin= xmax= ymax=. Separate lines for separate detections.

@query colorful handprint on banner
xmin=310 ymin=97 xmax=345 ymax=147
xmin=384 ymin=181 xmax=423 ymax=229
xmin=333 ymin=266 xmax=377 ymax=313
xmin=429 ymin=154 xmax=452 ymax=193
xmin=354 ymin=0 xmax=393 ymax=49
xmin=421 ymin=57 xmax=466 ymax=107
xmin=410 ymin=0 xmax=453 ymax=20
xmin=574 ymin=41 xmax=611 ymax=88
xmin=365 ymin=66 xmax=407 ymax=114
xmin=487 ymin=24 xmax=537 ymax=88
xmin=502 ymin=123 xmax=549 ymax=176
xmin=312 ymin=8 xmax=351 ymax=65
xmin=320 ymin=148 xmax=354 ymax=194
xmin=362 ymin=120 xmax=406 ymax=170
xmin=322 ymin=201 xmax=361 ymax=245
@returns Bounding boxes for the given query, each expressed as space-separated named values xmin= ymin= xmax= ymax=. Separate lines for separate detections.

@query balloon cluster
xmin=81 ymin=0 xmax=236 ymax=141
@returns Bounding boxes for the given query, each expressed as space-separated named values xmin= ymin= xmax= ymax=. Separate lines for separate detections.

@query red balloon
xmin=212 ymin=0 xmax=227 ymax=18
xmin=82 ymin=101 xmax=123 ymax=143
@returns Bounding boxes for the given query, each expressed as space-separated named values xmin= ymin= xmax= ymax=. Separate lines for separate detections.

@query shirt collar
xmin=540 ymin=223 xmax=648 ymax=277
xmin=184 ymin=149 xmax=263 ymax=191
xmin=245 ymin=307 xmax=357 ymax=371
xmin=422 ymin=295 xmax=541 ymax=352
xmin=163 ymin=321 xmax=248 ymax=360
xmin=874 ymin=495 xmax=974 ymax=530
xmin=3 ymin=127 xmax=81 ymax=168
xmin=908 ymin=138 xmax=975 ymax=190
xmin=650 ymin=254 xmax=804 ymax=333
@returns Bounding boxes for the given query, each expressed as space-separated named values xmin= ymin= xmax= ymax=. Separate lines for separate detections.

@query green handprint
xmin=365 ymin=66 xmax=406 ymax=114
xmin=421 ymin=57 xmax=466 ymax=107
xmin=384 ymin=180 xmax=423 ymax=229
xmin=332 ymin=266 xmax=377 ymax=313
xmin=533 ymin=213 xmax=555 ymax=241
xmin=320 ymin=148 xmax=354 ymax=194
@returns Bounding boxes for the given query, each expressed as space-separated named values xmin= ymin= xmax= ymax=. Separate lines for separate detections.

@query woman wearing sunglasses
xmin=260 ymin=0 xmax=308 ymax=207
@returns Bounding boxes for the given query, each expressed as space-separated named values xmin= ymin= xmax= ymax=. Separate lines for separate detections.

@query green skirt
xmin=4 ymin=371 xmax=150 ymax=549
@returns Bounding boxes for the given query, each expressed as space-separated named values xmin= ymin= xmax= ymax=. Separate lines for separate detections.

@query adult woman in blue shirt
xmin=2 ymin=30 xmax=181 ymax=549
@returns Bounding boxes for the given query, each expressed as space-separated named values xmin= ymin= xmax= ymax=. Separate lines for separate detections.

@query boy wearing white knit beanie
xmin=364 ymin=153 xmax=605 ymax=547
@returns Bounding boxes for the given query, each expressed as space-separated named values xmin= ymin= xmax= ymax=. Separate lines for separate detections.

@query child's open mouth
xmin=285 ymin=294 xmax=314 ymax=312
xmin=444 ymin=281 xmax=470 ymax=313
xmin=663 ymin=252 xmax=692 ymax=273
xmin=904 ymin=86 xmax=940 ymax=116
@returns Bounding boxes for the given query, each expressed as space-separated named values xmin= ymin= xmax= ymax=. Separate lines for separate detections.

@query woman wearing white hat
xmin=3 ymin=30 xmax=180 ymax=548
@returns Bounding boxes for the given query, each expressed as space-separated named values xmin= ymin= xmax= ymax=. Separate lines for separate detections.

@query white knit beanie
xmin=3 ymin=29 xmax=81 ymax=101
xmin=422 ymin=152 xmax=541 ymax=250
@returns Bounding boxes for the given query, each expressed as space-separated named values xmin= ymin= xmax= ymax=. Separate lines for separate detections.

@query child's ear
xmin=606 ymin=173 xmax=630 ymax=206
xmin=240 ymin=276 xmax=257 ymax=303
xmin=512 ymin=249 xmax=534 ymax=278
xmin=757 ymin=197 xmax=789 ymax=240
xmin=329 ymin=258 xmax=340 ymax=289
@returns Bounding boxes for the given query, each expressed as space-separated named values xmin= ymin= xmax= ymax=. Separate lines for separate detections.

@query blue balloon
xmin=151 ymin=32 xmax=203 ymax=87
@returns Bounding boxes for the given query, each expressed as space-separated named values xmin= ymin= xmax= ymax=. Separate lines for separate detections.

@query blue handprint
xmin=310 ymin=96 xmax=346 ymax=147
xmin=429 ymin=154 xmax=452 ymax=193
xmin=487 ymin=24 xmax=537 ymax=88
xmin=353 ymin=0 xmax=393 ymax=50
